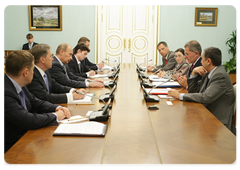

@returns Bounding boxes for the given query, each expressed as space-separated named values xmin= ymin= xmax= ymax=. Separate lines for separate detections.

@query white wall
xmin=4 ymin=5 xmax=96 ymax=62
xmin=159 ymin=5 xmax=236 ymax=64
xmin=4 ymin=5 xmax=236 ymax=64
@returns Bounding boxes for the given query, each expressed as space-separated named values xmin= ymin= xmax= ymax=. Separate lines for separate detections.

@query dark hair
xmin=5 ymin=50 xmax=34 ymax=76
xmin=174 ymin=48 xmax=185 ymax=55
xmin=184 ymin=40 xmax=202 ymax=56
xmin=203 ymin=47 xmax=222 ymax=66
xmin=30 ymin=44 xmax=51 ymax=64
xmin=26 ymin=33 xmax=33 ymax=39
xmin=77 ymin=37 xmax=90 ymax=44
xmin=73 ymin=43 xmax=90 ymax=54
xmin=56 ymin=43 xmax=70 ymax=55
xmin=157 ymin=41 xmax=168 ymax=48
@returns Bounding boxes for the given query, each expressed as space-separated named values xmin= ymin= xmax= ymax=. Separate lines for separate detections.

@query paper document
xmin=101 ymin=65 xmax=113 ymax=70
xmin=152 ymin=81 xmax=181 ymax=87
xmin=89 ymin=74 xmax=109 ymax=78
xmin=149 ymin=75 xmax=171 ymax=82
xmin=53 ymin=122 xmax=107 ymax=136
xmin=68 ymin=93 xmax=94 ymax=104
xmin=158 ymin=95 xmax=173 ymax=99
xmin=145 ymin=88 xmax=170 ymax=95
xmin=60 ymin=115 xmax=89 ymax=124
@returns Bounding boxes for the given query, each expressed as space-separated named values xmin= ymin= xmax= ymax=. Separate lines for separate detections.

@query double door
xmin=97 ymin=5 xmax=159 ymax=66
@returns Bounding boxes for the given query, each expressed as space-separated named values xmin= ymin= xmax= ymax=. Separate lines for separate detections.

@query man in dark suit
xmin=168 ymin=47 xmax=235 ymax=134
xmin=48 ymin=43 xmax=103 ymax=88
xmin=4 ymin=50 xmax=70 ymax=153
xmin=77 ymin=37 xmax=104 ymax=70
xmin=27 ymin=44 xmax=86 ymax=104
xmin=22 ymin=33 xmax=38 ymax=50
xmin=178 ymin=40 xmax=202 ymax=90
xmin=147 ymin=41 xmax=177 ymax=72
xmin=68 ymin=43 xmax=96 ymax=78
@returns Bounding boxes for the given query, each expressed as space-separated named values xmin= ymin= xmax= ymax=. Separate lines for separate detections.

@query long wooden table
xmin=4 ymin=64 xmax=236 ymax=164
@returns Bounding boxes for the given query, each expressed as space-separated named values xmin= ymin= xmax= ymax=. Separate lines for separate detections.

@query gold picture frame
xmin=195 ymin=8 xmax=218 ymax=26
xmin=29 ymin=5 xmax=62 ymax=31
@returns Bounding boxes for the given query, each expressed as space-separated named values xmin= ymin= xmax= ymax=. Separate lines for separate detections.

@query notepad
xmin=68 ymin=93 xmax=94 ymax=104
xmin=145 ymin=88 xmax=170 ymax=95
xmin=149 ymin=75 xmax=170 ymax=82
xmin=53 ymin=122 xmax=107 ymax=136
xmin=89 ymin=74 xmax=109 ymax=78
xmin=152 ymin=81 xmax=181 ymax=87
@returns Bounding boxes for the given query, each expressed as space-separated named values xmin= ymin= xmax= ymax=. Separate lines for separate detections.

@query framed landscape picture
xmin=195 ymin=8 xmax=218 ymax=26
xmin=29 ymin=5 xmax=62 ymax=31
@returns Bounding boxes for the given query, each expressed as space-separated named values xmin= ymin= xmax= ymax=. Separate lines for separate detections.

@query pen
xmin=68 ymin=117 xmax=88 ymax=121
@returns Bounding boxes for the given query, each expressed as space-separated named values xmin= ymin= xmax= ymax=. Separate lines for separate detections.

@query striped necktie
xmin=62 ymin=65 xmax=69 ymax=79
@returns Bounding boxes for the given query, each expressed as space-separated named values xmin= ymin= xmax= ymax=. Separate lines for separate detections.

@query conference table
xmin=4 ymin=63 xmax=236 ymax=164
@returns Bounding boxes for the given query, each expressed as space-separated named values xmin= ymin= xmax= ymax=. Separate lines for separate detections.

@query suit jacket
xmin=27 ymin=67 xmax=72 ymax=104
xmin=187 ymin=57 xmax=202 ymax=92
xmin=153 ymin=51 xmax=176 ymax=72
xmin=68 ymin=55 xmax=89 ymax=78
xmin=4 ymin=75 xmax=59 ymax=153
xmin=48 ymin=56 xmax=87 ymax=88
xmin=187 ymin=57 xmax=202 ymax=77
xmin=183 ymin=65 xmax=235 ymax=132
xmin=82 ymin=57 xmax=98 ymax=70
xmin=22 ymin=42 xmax=38 ymax=50
xmin=163 ymin=60 xmax=189 ymax=80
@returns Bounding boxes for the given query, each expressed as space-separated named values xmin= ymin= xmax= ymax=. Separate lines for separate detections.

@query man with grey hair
xmin=178 ymin=40 xmax=202 ymax=90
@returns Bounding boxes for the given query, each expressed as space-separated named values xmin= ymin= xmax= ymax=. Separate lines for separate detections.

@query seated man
xmin=27 ymin=44 xmax=86 ymax=104
xmin=177 ymin=40 xmax=202 ymax=89
xmin=77 ymin=37 xmax=104 ymax=70
xmin=68 ymin=43 xmax=95 ymax=78
xmin=147 ymin=41 xmax=176 ymax=72
xmin=22 ymin=33 xmax=38 ymax=50
xmin=4 ymin=50 xmax=70 ymax=153
xmin=48 ymin=43 xmax=103 ymax=88
xmin=168 ymin=47 xmax=235 ymax=134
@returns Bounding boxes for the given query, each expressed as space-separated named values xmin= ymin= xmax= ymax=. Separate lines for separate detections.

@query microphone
xmin=147 ymin=79 xmax=171 ymax=94
xmin=137 ymin=59 xmax=152 ymax=71
xmin=104 ymin=58 xmax=120 ymax=70
xmin=102 ymin=61 xmax=114 ymax=71
xmin=146 ymin=68 xmax=162 ymax=79
xmin=104 ymin=74 xmax=118 ymax=88
xmin=141 ymin=85 xmax=159 ymax=102
xmin=88 ymin=98 xmax=112 ymax=122
xmin=99 ymin=84 xmax=117 ymax=102
xmin=139 ymin=74 xmax=153 ymax=88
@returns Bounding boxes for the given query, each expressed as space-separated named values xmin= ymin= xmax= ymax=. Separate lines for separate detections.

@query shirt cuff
xmin=179 ymin=93 xmax=184 ymax=101
xmin=86 ymin=72 xmax=90 ymax=77
xmin=52 ymin=112 xmax=59 ymax=123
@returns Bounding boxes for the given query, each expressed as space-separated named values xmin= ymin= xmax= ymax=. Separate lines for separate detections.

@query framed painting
xmin=29 ymin=5 xmax=62 ymax=31
xmin=195 ymin=8 xmax=218 ymax=26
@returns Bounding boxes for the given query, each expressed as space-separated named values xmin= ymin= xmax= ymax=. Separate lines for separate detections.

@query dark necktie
xmin=19 ymin=90 xmax=27 ymax=110
xmin=62 ymin=65 xmax=69 ymax=79
xmin=201 ymin=77 xmax=209 ymax=93
xmin=43 ymin=73 xmax=50 ymax=92
xmin=79 ymin=63 xmax=82 ymax=73
xmin=190 ymin=64 xmax=194 ymax=71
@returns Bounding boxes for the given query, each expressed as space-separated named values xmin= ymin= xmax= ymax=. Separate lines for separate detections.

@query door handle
xmin=124 ymin=38 xmax=126 ymax=50
xmin=128 ymin=38 xmax=131 ymax=52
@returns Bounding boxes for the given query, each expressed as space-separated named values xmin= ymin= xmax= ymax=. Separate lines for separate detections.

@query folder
xmin=53 ymin=122 xmax=107 ymax=137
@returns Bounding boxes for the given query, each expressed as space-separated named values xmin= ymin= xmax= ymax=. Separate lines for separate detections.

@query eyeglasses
xmin=174 ymin=55 xmax=183 ymax=58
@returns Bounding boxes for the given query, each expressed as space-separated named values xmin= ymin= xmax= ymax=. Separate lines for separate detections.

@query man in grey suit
xmin=168 ymin=47 xmax=235 ymax=134
xmin=147 ymin=41 xmax=176 ymax=72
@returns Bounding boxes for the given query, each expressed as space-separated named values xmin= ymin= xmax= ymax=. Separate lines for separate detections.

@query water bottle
xmin=114 ymin=60 xmax=117 ymax=71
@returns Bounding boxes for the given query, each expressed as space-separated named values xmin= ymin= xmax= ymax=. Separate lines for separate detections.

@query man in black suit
xmin=22 ymin=33 xmax=38 ymax=50
xmin=178 ymin=40 xmax=202 ymax=91
xmin=68 ymin=43 xmax=96 ymax=78
xmin=4 ymin=50 xmax=70 ymax=153
xmin=77 ymin=37 xmax=104 ymax=70
xmin=48 ymin=43 xmax=103 ymax=88
xmin=27 ymin=44 xmax=86 ymax=104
